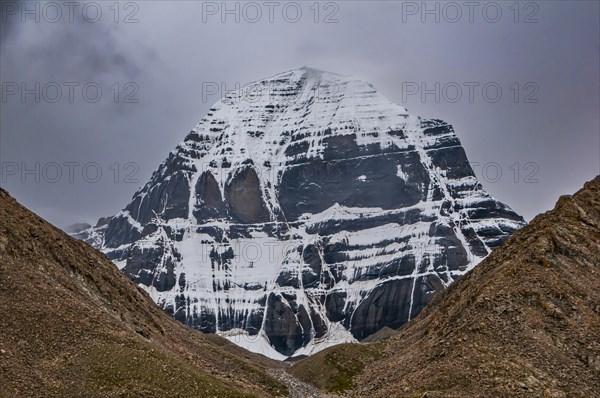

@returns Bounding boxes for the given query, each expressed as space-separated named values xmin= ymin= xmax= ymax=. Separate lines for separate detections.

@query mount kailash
xmin=72 ymin=67 xmax=525 ymax=359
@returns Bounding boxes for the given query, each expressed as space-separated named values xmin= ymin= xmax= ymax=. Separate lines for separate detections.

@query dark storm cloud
xmin=0 ymin=1 xmax=598 ymax=227
xmin=0 ymin=0 xmax=161 ymax=225
xmin=1 ymin=3 xmax=143 ymax=81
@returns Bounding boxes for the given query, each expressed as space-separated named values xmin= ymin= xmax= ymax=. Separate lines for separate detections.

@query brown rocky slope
xmin=0 ymin=187 xmax=288 ymax=398
xmin=291 ymin=176 xmax=600 ymax=397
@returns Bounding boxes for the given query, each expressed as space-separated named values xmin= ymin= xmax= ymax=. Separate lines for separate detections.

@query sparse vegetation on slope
xmin=290 ymin=343 xmax=385 ymax=393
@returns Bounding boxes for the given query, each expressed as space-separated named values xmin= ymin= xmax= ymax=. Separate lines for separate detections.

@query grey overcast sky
xmin=1 ymin=0 xmax=598 ymax=227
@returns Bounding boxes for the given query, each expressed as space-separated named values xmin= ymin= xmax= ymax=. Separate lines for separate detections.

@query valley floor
xmin=268 ymin=369 xmax=323 ymax=398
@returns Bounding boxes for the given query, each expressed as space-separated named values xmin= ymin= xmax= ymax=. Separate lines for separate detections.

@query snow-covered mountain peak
xmin=73 ymin=68 xmax=525 ymax=360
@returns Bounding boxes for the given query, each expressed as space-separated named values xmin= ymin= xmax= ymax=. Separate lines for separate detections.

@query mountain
xmin=290 ymin=176 xmax=600 ymax=397
xmin=74 ymin=67 xmax=525 ymax=359
xmin=0 ymin=188 xmax=288 ymax=397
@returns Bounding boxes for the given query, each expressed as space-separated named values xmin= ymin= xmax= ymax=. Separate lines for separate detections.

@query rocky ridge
xmin=0 ymin=188 xmax=288 ymax=398
xmin=291 ymin=176 xmax=600 ymax=397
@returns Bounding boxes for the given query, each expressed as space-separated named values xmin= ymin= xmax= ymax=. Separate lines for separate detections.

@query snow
xmin=221 ymin=329 xmax=288 ymax=361
xmin=293 ymin=322 xmax=358 ymax=357
xmin=396 ymin=165 xmax=408 ymax=180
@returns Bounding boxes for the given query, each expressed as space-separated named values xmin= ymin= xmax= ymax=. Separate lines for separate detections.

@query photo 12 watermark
xmin=1 ymin=162 xmax=140 ymax=184
xmin=400 ymin=1 xmax=540 ymax=24
xmin=1 ymin=82 xmax=140 ymax=104
xmin=0 ymin=1 xmax=140 ymax=24
xmin=200 ymin=1 xmax=340 ymax=23
xmin=401 ymin=81 xmax=540 ymax=104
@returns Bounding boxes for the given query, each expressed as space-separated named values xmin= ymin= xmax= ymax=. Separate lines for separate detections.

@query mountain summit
xmin=74 ymin=68 xmax=525 ymax=359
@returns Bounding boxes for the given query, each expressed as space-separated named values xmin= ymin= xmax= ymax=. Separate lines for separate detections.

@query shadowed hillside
xmin=0 ymin=188 xmax=288 ymax=398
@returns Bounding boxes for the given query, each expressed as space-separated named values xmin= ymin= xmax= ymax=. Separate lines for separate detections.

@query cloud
xmin=0 ymin=1 xmax=598 ymax=226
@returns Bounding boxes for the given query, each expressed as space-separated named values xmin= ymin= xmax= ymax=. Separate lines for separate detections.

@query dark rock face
xmin=350 ymin=278 xmax=414 ymax=340
xmin=264 ymin=294 xmax=305 ymax=356
xmin=77 ymin=68 xmax=526 ymax=359
xmin=194 ymin=171 xmax=226 ymax=222
xmin=122 ymin=239 xmax=178 ymax=292
xmin=301 ymin=244 xmax=322 ymax=288
xmin=225 ymin=166 xmax=270 ymax=223
xmin=279 ymin=149 xmax=427 ymax=220
xmin=104 ymin=214 xmax=141 ymax=248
